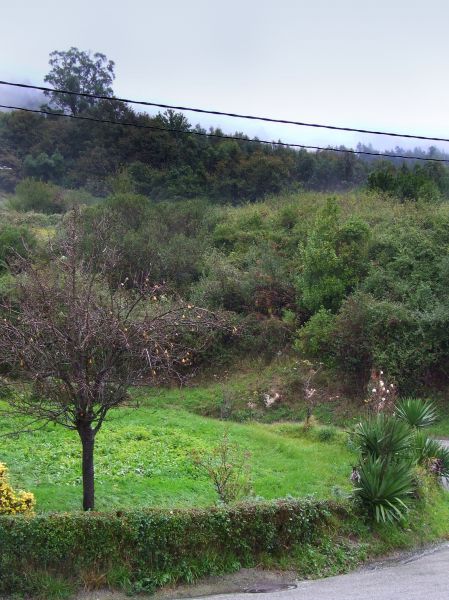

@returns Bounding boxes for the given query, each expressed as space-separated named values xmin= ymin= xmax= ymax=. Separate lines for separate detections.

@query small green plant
xmin=192 ymin=431 xmax=252 ymax=504
xmin=11 ymin=570 xmax=75 ymax=600
xmin=353 ymin=455 xmax=414 ymax=523
xmin=317 ymin=426 xmax=337 ymax=442
xmin=219 ymin=388 xmax=235 ymax=420
xmin=413 ymin=430 xmax=449 ymax=478
xmin=302 ymin=360 xmax=322 ymax=428
xmin=353 ymin=414 xmax=412 ymax=461
xmin=395 ymin=397 xmax=438 ymax=429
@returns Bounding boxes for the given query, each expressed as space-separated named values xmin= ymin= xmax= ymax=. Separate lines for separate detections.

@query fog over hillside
xmin=0 ymin=84 xmax=44 ymax=111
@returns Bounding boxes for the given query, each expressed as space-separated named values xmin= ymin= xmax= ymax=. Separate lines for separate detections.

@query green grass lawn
xmin=428 ymin=413 xmax=449 ymax=438
xmin=0 ymin=394 xmax=354 ymax=512
xmin=4 ymin=375 xmax=449 ymax=515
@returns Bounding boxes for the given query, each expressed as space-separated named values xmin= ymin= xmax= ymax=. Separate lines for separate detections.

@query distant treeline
xmin=2 ymin=103 xmax=449 ymax=203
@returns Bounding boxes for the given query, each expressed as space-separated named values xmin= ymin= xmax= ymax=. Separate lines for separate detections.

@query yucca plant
xmin=353 ymin=455 xmax=414 ymax=523
xmin=395 ymin=397 xmax=438 ymax=429
xmin=413 ymin=430 xmax=449 ymax=478
xmin=353 ymin=414 xmax=412 ymax=461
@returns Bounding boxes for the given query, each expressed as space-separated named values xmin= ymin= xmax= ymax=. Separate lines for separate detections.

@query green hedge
xmin=0 ymin=499 xmax=339 ymax=595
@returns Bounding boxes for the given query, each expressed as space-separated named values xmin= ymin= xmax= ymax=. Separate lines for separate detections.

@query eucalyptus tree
xmin=43 ymin=47 xmax=115 ymax=115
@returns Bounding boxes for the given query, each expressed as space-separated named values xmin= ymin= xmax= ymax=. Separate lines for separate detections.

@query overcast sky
xmin=2 ymin=0 xmax=449 ymax=152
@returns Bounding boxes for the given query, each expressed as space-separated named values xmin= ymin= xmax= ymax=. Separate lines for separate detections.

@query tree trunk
xmin=77 ymin=423 xmax=95 ymax=511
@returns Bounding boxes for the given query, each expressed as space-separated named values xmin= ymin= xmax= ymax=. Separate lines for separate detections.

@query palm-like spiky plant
xmin=353 ymin=455 xmax=414 ymax=523
xmin=395 ymin=398 xmax=438 ymax=429
xmin=353 ymin=414 xmax=412 ymax=461
xmin=413 ymin=430 xmax=449 ymax=478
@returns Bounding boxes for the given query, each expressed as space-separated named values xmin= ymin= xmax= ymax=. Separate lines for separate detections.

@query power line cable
xmin=1 ymin=79 xmax=448 ymax=145
xmin=1 ymin=104 xmax=448 ymax=163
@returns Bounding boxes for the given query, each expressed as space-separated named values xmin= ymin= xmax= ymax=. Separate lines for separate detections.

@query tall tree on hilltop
xmin=42 ymin=47 xmax=115 ymax=115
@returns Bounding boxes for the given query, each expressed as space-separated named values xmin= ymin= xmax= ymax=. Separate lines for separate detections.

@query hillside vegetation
xmin=4 ymin=186 xmax=449 ymax=394
xmin=4 ymin=48 xmax=449 ymax=600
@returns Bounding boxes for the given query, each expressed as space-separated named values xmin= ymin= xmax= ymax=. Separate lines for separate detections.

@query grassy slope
xmin=0 ymin=398 xmax=354 ymax=513
xmin=3 ymin=356 xmax=449 ymax=513
xmin=136 ymin=357 xmax=360 ymax=426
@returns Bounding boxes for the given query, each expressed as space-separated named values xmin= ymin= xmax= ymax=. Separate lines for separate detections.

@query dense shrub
xmin=296 ymin=294 xmax=373 ymax=386
xmin=367 ymin=163 xmax=448 ymax=202
xmin=23 ymin=151 xmax=65 ymax=183
xmin=295 ymin=308 xmax=336 ymax=366
xmin=11 ymin=179 xmax=64 ymax=214
xmin=83 ymin=194 xmax=210 ymax=292
xmin=191 ymin=250 xmax=252 ymax=312
xmin=299 ymin=289 xmax=449 ymax=391
xmin=0 ymin=224 xmax=36 ymax=272
xmin=349 ymin=297 xmax=423 ymax=383
xmin=237 ymin=315 xmax=294 ymax=359
xmin=297 ymin=199 xmax=370 ymax=313
xmin=0 ymin=499 xmax=337 ymax=595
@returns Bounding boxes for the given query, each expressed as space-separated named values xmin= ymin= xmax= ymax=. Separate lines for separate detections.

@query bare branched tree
xmin=0 ymin=212 xmax=230 ymax=510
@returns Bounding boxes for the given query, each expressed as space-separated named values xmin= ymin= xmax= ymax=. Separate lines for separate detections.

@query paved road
xmin=183 ymin=544 xmax=449 ymax=600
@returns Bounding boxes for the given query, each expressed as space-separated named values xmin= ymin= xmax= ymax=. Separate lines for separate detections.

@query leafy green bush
xmin=353 ymin=455 xmax=414 ymax=523
xmin=83 ymin=194 xmax=208 ymax=292
xmin=237 ymin=314 xmax=293 ymax=358
xmin=297 ymin=199 xmax=370 ymax=313
xmin=0 ymin=499 xmax=336 ymax=596
xmin=395 ymin=398 xmax=438 ymax=429
xmin=367 ymin=163 xmax=447 ymax=202
xmin=295 ymin=308 xmax=336 ymax=367
xmin=353 ymin=414 xmax=412 ymax=461
xmin=23 ymin=151 xmax=64 ymax=183
xmin=191 ymin=249 xmax=251 ymax=311
xmin=11 ymin=179 xmax=64 ymax=214
xmin=325 ymin=294 xmax=373 ymax=385
xmin=315 ymin=291 xmax=442 ymax=390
